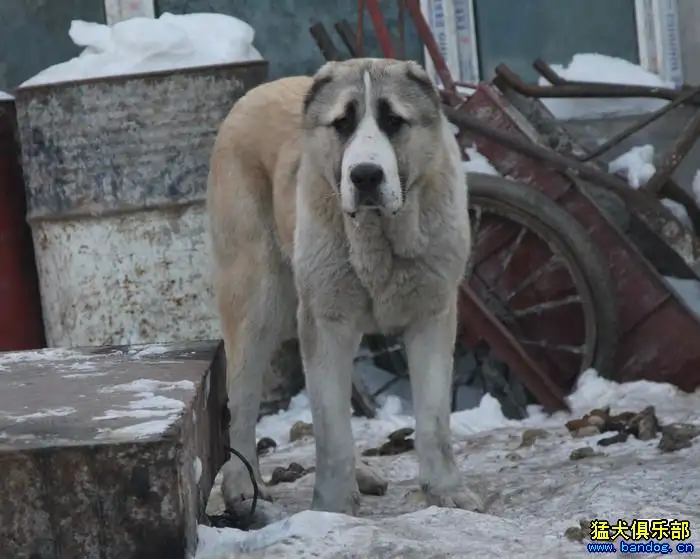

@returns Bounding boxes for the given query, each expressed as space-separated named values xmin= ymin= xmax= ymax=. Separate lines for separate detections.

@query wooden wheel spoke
xmin=504 ymin=256 xmax=566 ymax=303
xmin=495 ymin=226 xmax=528 ymax=288
xmin=510 ymin=294 xmax=582 ymax=317
xmin=516 ymin=338 xmax=586 ymax=355
xmin=465 ymin=207 xmax=483 ymax=280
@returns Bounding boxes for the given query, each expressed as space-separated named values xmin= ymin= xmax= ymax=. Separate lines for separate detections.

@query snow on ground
xmin=540 ymin=53 xmax=671 ymax=120
xmin=0 ymin=91 xmax=13 ymax=101
xmin=20 ymin=12 xmax=262 ymax=87
xmin=196 ymin=370 xmax=700 ymax=558
xmin=693 ymin=170 xmax=700 ymax=208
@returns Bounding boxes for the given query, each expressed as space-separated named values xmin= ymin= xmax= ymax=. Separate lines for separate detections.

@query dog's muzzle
xmin=350 ymin=162 xmax=385 ymax=208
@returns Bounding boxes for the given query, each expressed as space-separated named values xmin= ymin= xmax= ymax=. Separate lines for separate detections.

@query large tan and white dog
xmin=207 ymin=57 xmax=483 ymax=518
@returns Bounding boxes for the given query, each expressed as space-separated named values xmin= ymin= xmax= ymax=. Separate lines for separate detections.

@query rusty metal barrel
xmin=0 ymin=97 xmax=45 ymax=351
xmin=14 ymin=61 xmax=268 ymax=348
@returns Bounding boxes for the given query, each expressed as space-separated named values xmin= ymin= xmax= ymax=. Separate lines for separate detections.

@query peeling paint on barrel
xmin=14 ymin=61 xmax=268 ymax=347
xmin=34 ymin=203 xmax=218 ymax=347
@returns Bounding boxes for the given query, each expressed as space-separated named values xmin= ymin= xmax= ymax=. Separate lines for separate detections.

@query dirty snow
xmin=0 ymin=90 xmax=13 ymax=101
xmin=462 ymin=146 xmax=500 ymax=176
xmin=20 ymin=12 xmax=263 ymax=87
xmin=0 ymin=348 xmax=93 ymax=365
xmin=94 ymin=377 xmax=194 ymax=437
xmin=97 ymin=419 xmax=176 ymax=440
xmin=608 ymin=144 xmax=656 ymax=188
xmin=608 ymin=144 xmax=696 ymax=229
xmin=0 ymin=406 xmax=77 ymax=424
xmin=196 ymin=370 xmax=700 ymax=558
xmin=129 ymin=344 xmax=170 ymax=358
xmin=540 ymin=53 xmax=671 ymax=120
xmin=93 ymin=392 xmax=185 ymax=421
xmin=99 ymin=378 xmax=195 ymax=393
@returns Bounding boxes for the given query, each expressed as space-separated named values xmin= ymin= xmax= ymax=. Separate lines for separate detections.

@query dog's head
xmin=301 ymin=58 xmax=443 ymax=216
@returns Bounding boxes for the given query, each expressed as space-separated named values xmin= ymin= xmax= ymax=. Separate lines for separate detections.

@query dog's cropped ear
xmin=404 ymin=60 xmax=441 ymax=108
xmin=303 ymin=62 xmax=337 ymax=115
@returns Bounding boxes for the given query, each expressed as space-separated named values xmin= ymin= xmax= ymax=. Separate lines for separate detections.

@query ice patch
xmin=1 ymin=406 xmax=77 ymax=423
xmin=97 ymin=419 xmax=175 ymax=440
xmin=100 ymin=379 xmax=195 ymax=393
xmin=539 ymin=53 xmax=671 ymax=120
xmin=93 ymin=392 xmax=185 ymax=421
xmin=0 ymin=91 xmax=14 ymax=101
xmin=21 ymin=12 xmax=263 ymax=87
xmin=0 ymin=348 xmax=93 ymax=365
xmin=130 ymin=344 xmax=171 ymax=358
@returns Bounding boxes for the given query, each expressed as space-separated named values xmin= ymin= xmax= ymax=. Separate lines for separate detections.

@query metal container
xmin=0 ymin=97 xmax=45 ymax=351
xmin=14 ymin=61 xmax=268 ymax=347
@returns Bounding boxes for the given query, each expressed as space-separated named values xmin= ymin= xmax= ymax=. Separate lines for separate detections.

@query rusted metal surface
xmin=14 ymin=61 xmax=268 ymax=348
xmin=463 ymin=86 xmax=700 ymax=390
xmin=444 ymin=91 xmax=700 ymax=275
xmin=0 ymin=341 xmax=227 ymax=559
xmin=0 ymin=98 xmax=45 ymax=351
xmin=495 ymin=62 xmax=700 ymax=106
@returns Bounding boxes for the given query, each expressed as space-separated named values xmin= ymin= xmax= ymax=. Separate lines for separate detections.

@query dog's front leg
xmin=298 ymin=303 xmax=362 ymax=514
xmin=404 ymin=301 xmax=485 ymax=512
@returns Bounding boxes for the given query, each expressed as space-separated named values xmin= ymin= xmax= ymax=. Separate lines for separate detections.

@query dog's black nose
xmin=350 ymin=163 xmax=385 ymax=192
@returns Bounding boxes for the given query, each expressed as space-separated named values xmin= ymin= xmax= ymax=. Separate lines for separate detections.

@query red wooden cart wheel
xmin=463 ymin=172 xmax=618 ymax=391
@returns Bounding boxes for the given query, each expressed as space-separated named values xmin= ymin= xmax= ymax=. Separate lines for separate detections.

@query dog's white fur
xmin=207 ymin=58 xmax=483 ymax=518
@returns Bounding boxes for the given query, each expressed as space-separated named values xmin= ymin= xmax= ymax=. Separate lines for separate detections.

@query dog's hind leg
xmin=209 ymin=167 xmax=297 ymax=520
xmin=404 ymin=298 xmax=485 ymax=512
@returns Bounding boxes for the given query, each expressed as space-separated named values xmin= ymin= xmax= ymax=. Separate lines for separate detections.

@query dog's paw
xmin=311 ymin=483 xmax=361 ymax=515
xmin=422 ymin=481 xmax=485 ymax=512
xmin=356 ymin=460 xmax=388 ymax=496
xmin=221 ymin=457 xmax=271 ymax=508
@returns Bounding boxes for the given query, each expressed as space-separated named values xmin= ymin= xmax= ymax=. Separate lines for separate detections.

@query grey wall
xmin=0 ymin=0 xmax=106 ymax=90
xmin=155 ymin=0 xmax=423 ymax=78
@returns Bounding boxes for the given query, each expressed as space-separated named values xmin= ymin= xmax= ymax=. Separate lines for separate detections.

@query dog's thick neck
xmin=342 ymin=187 xmax=428 ymax=259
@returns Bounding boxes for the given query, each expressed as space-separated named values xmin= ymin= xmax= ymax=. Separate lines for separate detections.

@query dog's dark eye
xmin=377 ymin=99 xmax=406 ymax=136
xmin=331 ymin=103 xmax=357 ymax=137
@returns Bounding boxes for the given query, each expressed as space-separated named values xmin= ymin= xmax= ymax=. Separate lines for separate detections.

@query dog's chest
xmin=345 ymin=219 xmax=446 ymax=331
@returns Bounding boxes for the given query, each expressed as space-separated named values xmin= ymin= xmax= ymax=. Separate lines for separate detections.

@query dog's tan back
xmin=208 ymin=76 xmax=311 ymax=264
